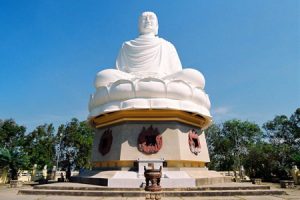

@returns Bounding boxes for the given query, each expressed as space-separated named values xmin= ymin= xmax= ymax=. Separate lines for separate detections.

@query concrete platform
xmin=30 ymin=182 xmax=272 ymax=191
xmin=18 ymin=182 xmax=287 ymax=197
xmin=70 ymin=169 xmax=232 ymax=188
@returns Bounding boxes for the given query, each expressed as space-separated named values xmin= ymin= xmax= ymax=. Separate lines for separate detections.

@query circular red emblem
xmin=188 ymin=129 xmax=201 ymax=155
xmin=137 ymin=126 xmax=162 ymax=154
xmin=98 ymin=128 xmax=113 ymax=156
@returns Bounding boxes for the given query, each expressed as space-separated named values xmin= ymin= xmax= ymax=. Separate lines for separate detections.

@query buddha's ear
xmin=155 ymin=25 xmax=159 ymax=36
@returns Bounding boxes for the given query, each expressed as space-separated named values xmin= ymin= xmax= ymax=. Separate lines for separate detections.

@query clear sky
xmin=0 ymin=0 xmax=299 ymax=132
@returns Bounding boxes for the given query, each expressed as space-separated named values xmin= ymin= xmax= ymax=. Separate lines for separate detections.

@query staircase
xmin=18 ymin=182 xmax=286 ymax=197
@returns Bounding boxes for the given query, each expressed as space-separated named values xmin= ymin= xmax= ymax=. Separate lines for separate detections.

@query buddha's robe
xmin=116 ymin=36 xmax=182 ymax=77
xmin=95 ymin=36 xmax=205 ymax=89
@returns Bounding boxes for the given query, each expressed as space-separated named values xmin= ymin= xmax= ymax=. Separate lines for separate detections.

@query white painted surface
xmin=89 ymin=11 xmax=211 ymax=123
xmin=137 ymin=158 xmax=164 ymax=177
xmin=77 ymin=169 xmax=228 ymax=188
xmin=92 ymin=123 xmax=210 ymax=163
xmin=108 ymin=171 xmax=196 ymax=188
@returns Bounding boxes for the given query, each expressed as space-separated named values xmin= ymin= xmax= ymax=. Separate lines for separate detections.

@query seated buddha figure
xmin=94 ymin=11 xmax=205 ymax=90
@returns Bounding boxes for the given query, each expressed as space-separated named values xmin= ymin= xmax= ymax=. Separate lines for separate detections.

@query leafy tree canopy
xmin=206 ymin=119 xmax=262 ymax=171
xmin=0 ymin=119 xmax=26 ymax=149
xmin=57 ymin=118 xmax=93 ymax=171
xmin=23 ymin=124 xmax=56 ymax=170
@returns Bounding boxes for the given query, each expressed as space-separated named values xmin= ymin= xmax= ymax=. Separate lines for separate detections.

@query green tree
xmin=289 ymin=108 xmax=300 ymax=165
xmin=244 ymin=142 xmax=277 ymax=179
xmin=206 ymin=123 xmax=232 ymax=170
xmin=57 ymin=118 xmax=93 ymax=173
xmin=0 ymin=119 xmax=29 ymax=180
xmin=0 ymin=119 xmax=26 ymax=149
xmin=0 ymin=148 xmax=29 ymax=180
xmin=263 ymin=108 xmax=300 ymax=178
xmin=206 ymin=120 xmax=262 ymax=173
xmin=23 ymin=124 xmax=56 ymax=169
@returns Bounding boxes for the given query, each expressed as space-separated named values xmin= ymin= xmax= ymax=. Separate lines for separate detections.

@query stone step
xmin=19 ymin=189 xmax=286 ymax=197
xmin=164 ymin=190 xmax=286 ymax=197
xmin=19 ymin=189 xmax=145 ymax=197
xmin=33 ymin=184 xmax=271 ymax=191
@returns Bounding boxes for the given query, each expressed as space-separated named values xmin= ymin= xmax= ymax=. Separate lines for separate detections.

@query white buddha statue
xmin=90 ymin=11 xmax=211 ymax=123
xmin=94 ymin=11 xmax=205 ymax=89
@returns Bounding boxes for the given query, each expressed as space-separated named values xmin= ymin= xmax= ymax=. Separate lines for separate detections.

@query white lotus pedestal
xmin=71 ymin=110 xmax=231 ymax=187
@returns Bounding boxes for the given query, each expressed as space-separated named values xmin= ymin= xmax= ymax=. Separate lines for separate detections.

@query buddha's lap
xmin=94 ymin=68 xmax=205 ymax=89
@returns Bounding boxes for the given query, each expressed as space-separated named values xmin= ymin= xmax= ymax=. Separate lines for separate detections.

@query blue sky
xmin=0 ymin=0 xmax=299 ymax=132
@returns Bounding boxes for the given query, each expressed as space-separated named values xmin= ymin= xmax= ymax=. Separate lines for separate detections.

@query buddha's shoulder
xmin=158 ymin=37 xmax=177 ymax=49
xmin=160 ymin=38 xmax=175 ymax=45
xmin=121 ymin=36 xmax=175 ymax=48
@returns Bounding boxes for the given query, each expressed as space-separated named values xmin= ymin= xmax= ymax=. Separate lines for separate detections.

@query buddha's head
xmin=138 ymin=11 xmax=159 ymax=36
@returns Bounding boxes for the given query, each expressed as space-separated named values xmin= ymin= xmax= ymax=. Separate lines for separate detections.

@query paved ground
xmin=0 ymin=183 xmax=299 ymax=200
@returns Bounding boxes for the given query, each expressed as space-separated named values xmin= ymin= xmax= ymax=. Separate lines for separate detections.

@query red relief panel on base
xmin=98 ymin=128 xmax=113 ymax=156
xmin=137 ymin=125 xmax=162 ymax=154
xmin=188 ymin=129 xmax=201 ymax=155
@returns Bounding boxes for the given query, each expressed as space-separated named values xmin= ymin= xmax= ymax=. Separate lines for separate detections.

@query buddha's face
xmin=139 ymin=12 xmax=158 ymax=35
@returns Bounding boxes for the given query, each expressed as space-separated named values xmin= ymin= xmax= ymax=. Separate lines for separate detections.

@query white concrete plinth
xmin=73 ymin=168 xmax=232 ymax=188
xmin=92 ymin=122 xmax=210 ymax=164
xmin=162 ymin=171 xmax=195 ymax=187
xmin=107 ymin=171 xmax=195 ymax=188
xmin=137 ymin=158 xmax=164 ymax=178
xmin=109 ymin=171 xmax=144 ymax=188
